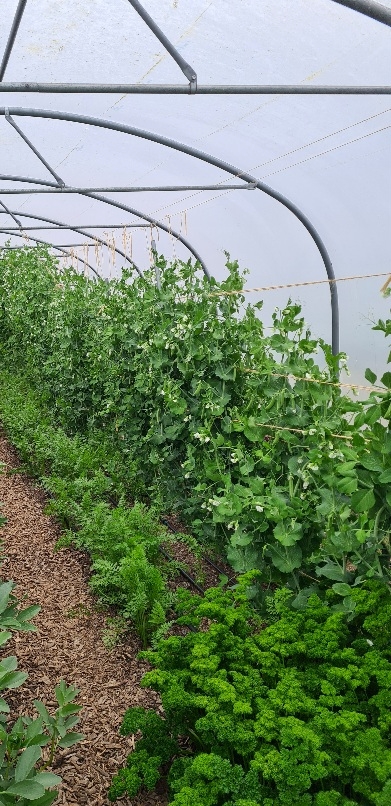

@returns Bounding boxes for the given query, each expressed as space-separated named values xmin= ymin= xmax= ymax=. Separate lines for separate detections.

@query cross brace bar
xmin=1 ymin=84 xmax=391 ymax=94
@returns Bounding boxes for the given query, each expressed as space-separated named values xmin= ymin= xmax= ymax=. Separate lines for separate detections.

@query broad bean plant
xmin=0 ymin=507 xmax=83 ymax=804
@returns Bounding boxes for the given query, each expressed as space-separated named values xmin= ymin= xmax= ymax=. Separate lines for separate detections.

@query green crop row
xmin=1 ymin=246 xmax=391 ymax=806
xmin=110 ymin=575 xmax=391 ymax=806
xmin=0 ymin=373 xmax=179 ymax=647
xmin=0 ymin=246 xmax=391 ymax=601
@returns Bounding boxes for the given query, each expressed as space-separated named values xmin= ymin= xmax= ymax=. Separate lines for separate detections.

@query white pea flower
xmin=366 ymin=639 xmax=374 ymax=646
xmin=255 ymin=505 xmax=264 ymax=513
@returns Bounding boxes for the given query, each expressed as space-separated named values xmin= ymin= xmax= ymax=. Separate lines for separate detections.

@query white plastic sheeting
xmin=0 ymin=0 xmax=390 ymax=382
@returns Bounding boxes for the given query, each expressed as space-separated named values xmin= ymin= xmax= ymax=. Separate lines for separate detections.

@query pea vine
xmin=0 ymin=246 xmax=390 ymax=603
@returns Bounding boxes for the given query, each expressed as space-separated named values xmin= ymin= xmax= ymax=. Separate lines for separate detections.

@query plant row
xmin=0 ymin=247 xmax=391 ymax=601
xmin=0 ymin=373 xmax=183 ymax=647
xmin=1 ymin=246 xmax=391 ymax=806
xmin=110 ymin=575 xmax=391 ymax=806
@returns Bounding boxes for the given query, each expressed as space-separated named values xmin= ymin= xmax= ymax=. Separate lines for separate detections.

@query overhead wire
xmin=127 ymin=105 xmax=391 ymax=223
xmin=207 ymin=270 xmax=391 ymax=295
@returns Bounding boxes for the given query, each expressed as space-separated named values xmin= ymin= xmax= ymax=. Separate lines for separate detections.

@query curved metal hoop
xmin=0 ymin=227 xmax=99 ymax=275
xmin=0 ymin=196 xmax=145 ymax=277
xmin=0 ymin=107 xmax=339 ymax=353
xmin=0 ymin=173 xmax=209 ymax=278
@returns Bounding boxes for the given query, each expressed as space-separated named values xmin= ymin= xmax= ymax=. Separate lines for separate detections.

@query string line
xmin=208 ymin=271 xmax=391 ymax=296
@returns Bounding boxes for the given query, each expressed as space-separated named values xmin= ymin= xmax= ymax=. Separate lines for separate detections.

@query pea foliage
xmin=0 ymin=246 xmax=390 ymax=597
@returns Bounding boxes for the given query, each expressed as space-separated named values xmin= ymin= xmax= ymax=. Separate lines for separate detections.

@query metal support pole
xmin=0 ymin=0 xmax=28 ymax=81
xmin=0 ymin=83 xmax=391 ymax=94
xmin=5 ymin=110 xmax=65 ymax=187
xmin=0 ymin=183 xmax=256 ymax=194
xmin=329 ymin=0 xmax=391 ymax=26
xmin=0 ymin=199 xmax=22 ymax=228
xmin=0 ymin=229 xmax=99 ymax=276
xmin=127 ymin=0 xmax=197 ymax=92
xmin=0 ymin=208 xmax=142 ymax=275
xmin=0 ymin=222 xmax=151 ymax=230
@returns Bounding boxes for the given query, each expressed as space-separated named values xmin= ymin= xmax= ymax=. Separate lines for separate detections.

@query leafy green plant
xmin=0 ymin=680 xmax=84 ymax=804
xmin=0 ymin=532 xmax=83 ymax=804
xmin=0 ymin=372 xmax=176 ymax=644
xmin=1 ymin=246 xmax=390 ymax=594
xmin=101 ymin=616 xmax=128 ymax=651
xmin=110 ymin=574 xmax=391 ymax=806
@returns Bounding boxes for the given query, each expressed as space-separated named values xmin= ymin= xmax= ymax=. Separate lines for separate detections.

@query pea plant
xmin=0 ymin=246 xmax=390 ymax=600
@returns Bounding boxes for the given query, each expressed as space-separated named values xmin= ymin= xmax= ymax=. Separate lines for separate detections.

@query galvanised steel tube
xmin=0 ymin=184 xmax=256 ymax=194
xmin=126 ymin=0 xmax=197 ymax=89
xmin=329 ymin=0 xmax=391 ymax=26
xmin=0 ymin=228 xmax=99 ymax=276
xmin=0 ymin=107 xmax=339 ymax=353
xmin=0 ymin=0 xmax=28 ymax=81
xmin=0 ymin=207 xmax=142 ymax=276
xmin=0 ymin=84 xmax=390 ymax=94
xmin=0 ymin=223 xmax=151 ymax=230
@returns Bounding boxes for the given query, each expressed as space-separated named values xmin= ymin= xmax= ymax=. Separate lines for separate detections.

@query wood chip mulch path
xmin=0 ymin=432 xmax=167 ymax=806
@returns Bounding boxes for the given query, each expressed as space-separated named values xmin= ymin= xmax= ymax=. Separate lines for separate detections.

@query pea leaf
xmin=364 ymin=368 xmax=377 ymax=385
xmin=351 ymin=488 xmax=376 ymax=513
xmin=316 ymin=563 xmax=345 ymax=582
xmin=332 ymin=583 xmax=353 ymax=597
xmin=381 ymin=372 xmax=391 ymax=389
xmin=267 ymin=543 xmax=302 ymax=573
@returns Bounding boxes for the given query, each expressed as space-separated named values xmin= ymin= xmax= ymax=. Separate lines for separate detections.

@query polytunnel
xmin=0 ymin=0 xmax=391 ymax=381
xmin=2 ymin=7 xmax=391 ymax=804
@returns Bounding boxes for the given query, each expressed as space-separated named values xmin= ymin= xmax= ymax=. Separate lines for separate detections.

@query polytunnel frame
xmin=0 ymin=0 xmax=390 ymax=356
xmin=0 ymin=107 xmax=340 ymax=351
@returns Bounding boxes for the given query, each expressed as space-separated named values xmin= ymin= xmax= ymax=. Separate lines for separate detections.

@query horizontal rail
xmin=1 ymin=83 xmax=391 ymax=94
xmin=0 ymin=222 xmax=151 ymax=230
xmin=0 ymin=183 xmax=256 ymax=194
xmin=0 ymin=242 xmax=98 ymax=248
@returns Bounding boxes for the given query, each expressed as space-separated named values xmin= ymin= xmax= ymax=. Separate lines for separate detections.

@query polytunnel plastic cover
xmin=0 ymin=0 xmax=390 ymax=383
